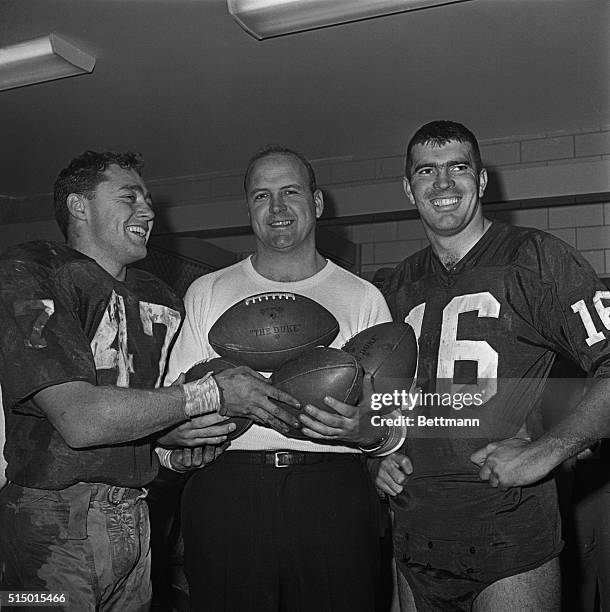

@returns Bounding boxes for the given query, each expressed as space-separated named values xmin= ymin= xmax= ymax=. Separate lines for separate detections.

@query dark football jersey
xmin=383 ymin=222 xmax=610 ymax=479
xmin=0 ymin=241 xmax=184 ymax=489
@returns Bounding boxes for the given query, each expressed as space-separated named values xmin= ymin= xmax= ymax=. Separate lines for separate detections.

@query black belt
xmin=84 ymin=483 xmax=148 ymax=505
xmin=222 ymin=450 xmax=361 ymax=468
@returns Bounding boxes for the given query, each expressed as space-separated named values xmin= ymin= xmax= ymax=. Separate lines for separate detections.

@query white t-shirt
xmin=166 ymin=256 xmax=391 ymax=452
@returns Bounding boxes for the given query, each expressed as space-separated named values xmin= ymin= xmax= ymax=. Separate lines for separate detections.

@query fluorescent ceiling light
xmin=227 ymin=0 xmax=475 ymax=40
xmin=0 ymin=33 xmax=95 ymax=92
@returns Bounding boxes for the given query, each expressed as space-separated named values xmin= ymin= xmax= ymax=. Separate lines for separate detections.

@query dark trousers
xmin=181 ymin=452 xmax=380 ymax=612
xmin=0 ymin=482 xmax=151 ymax=612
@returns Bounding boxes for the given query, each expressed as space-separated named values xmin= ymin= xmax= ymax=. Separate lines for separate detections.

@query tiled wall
xmin=206 ymin=198 xmax=610 ymax=281
xmin=325 ymin=126 xmax=610 ymax=280
xmin=1 ymin=127 xmax=608 ymax=274
xmin=349 ymin=202 xmax=610 ymax=281
xmin=203 ymin=126 xmax=610 ymax=279
xmin=186 ymin=127 xmax=610 ymax=207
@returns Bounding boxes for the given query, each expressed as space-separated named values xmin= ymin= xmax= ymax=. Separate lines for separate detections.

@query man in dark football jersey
xmin=0 ymin=151 xmax=298 ymax=611
xmin=374 ymin=121 xmax=610 ymax=611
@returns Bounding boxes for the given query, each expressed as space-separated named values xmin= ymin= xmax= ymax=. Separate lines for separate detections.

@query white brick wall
xmin=342 ymin=126 xmax=610 ymax=279
xmin=350 ymin=197 xmax=610 ymax=279
xmin=493 ymin=208 xmax=549 ymax=229
xmin=480 ymin=141 xmax=520 ymax=166
xmin=581 ymin=250 xmax=606 ymax=275
xmin=550 ymin=204 xmax=604 ymax=228
xmin=1 ymin=126 xmax=608 ymax=272
xmin=397 ymin=219 xmax=427 ymax=240
xmin=577 ymin=226 xmax=610 ymax=251
xmin=521 ymin=136 xmax=574 ymax=163
xmin=331 ymin=159 xmax=377 ymax=184
xmin=576 ymin=132 xmax=610 ymax=157
xmin=352 ymin=200 xmax=610 ymax=277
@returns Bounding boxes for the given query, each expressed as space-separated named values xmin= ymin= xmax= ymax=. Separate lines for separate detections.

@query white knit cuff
xmin=155 ymin=447 xmax=188 ymax=473
xmin=359 ymin=410 xmax=407 ymax=457
xmin=181 ymin=372 xmax=221 ymax=419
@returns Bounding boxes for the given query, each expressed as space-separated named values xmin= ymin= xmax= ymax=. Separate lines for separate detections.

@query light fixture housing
xmin=227 ymin=0 xmax=474 ymax=40
xmin=0 ymin=33 xmax=96 ymax=92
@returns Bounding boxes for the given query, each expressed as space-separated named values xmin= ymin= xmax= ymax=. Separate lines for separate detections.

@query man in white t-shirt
xmin=164 ymin=145 xmax=401 ymax=612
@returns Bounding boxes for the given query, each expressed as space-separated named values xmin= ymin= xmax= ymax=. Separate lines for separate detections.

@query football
xmin=208 ymin=292 xmax=339 ymax=372
xmin=342 ymin=321 xmax=418 ymax=397
xmin=184 ymin=358 xmax=253 ymax=441
xmin=270 ymin=347 xmax=363 ymax=440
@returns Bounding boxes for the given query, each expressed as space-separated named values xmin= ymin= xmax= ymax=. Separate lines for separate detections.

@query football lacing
xmin=245 ymin=292 xmax=296 ymax=305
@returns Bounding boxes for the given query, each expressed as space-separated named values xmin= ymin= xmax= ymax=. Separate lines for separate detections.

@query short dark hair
xmin=405 ymin=120 xmax=482 ymax=178
xmin=54 ymin=150 xmax=144 ymax=238
xmin=243 ymin=145 xmax=317 ymax=195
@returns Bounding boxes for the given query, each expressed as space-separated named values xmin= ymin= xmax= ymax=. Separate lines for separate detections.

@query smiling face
xmin=71 ymin=164 xmax=154 ymax=279
xmin=246 ymin=153 xmax=323 ymax=257
xmin=404 ymin=140 xmax=487 ymax=239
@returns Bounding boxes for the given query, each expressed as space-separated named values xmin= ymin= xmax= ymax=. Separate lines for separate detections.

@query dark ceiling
xmin=0 ymin=0 xmax=608 ymax=200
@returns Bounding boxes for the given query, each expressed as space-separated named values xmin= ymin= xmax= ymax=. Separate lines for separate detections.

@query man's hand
xmin=158 ymin=412 xmax=236 ymax=447
xmin=298 ymin=375 xmax=380 ymax=445
xmin=214 ymin=366 xmax=300 ymax=434
xmin=170 ymin=443 xmax=229 ymax=471
xmin=470 ymin=438 xmax=556 ymax=489
xmin=298 ymin=399 xmax=365 ymax=444
xmin=373 ymin=452 xmax=413 ymax=496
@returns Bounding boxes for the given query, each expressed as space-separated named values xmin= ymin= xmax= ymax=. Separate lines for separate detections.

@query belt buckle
xmin=107 ymin=486 xmax=125 ymax=504
xmin=274 ymin=452 xmax=292 ymax=468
